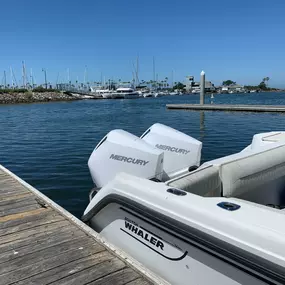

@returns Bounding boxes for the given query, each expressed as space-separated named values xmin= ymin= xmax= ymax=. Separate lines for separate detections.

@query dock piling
xmin=200 ymin=71 xmax=205 ymax=105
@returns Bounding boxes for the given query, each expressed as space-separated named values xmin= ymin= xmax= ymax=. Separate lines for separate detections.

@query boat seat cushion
xmin=214 ymin=144 xmax=285 ymax=197
xmin=166 ymin=165 xmax=221 ymax=197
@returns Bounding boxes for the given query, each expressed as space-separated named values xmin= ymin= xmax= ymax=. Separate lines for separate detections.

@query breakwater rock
xmin=0 ymin=91 xmax=80 ymax=104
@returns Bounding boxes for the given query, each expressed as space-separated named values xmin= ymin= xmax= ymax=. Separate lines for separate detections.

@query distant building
xmin=217 ymin=84 xmax=245 ymax=94
xmin=184 ymin=76 xmax=215 ymax=92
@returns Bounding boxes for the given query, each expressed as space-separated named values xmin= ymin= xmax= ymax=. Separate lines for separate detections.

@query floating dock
xmin=0 ymin=165 xmax=166 ymax=285
xmin=166 ymin=104 xmax=285 ymax=112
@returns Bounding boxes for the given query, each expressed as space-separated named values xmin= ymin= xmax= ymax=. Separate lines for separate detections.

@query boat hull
xmin=87 ymin=201 xmax=272 ymax=285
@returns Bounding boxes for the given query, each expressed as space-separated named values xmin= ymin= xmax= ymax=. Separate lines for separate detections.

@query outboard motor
xmin=141 ymin=123 xmax=202 ymax=180
xmin=88 ymin=129 xmax=164 ymax=188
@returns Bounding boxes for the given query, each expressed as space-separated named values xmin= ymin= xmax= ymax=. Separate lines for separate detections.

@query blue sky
xmin=1 ymin=0 xmax=285 ymax=87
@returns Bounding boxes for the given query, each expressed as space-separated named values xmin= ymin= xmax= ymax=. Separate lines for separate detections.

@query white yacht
xmin=83 ymin=125 xmax=285 ymax=285
xmin=112 ymin=87 xmax=140 ymax=99
xmin=192 ymin=88 xmax=200 ymax=94
xmin=99 ymin=90 xmax=114 ymax=99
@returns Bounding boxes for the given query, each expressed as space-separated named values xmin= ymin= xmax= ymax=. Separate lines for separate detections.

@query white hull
xmin=83 ymin=128 xmax=285 ymax=285
xmin=143 ymin=93 xmax=154 ymax=98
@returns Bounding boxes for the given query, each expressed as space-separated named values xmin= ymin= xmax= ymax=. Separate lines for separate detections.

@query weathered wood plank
xmin=0 ymin=203 xmax=42 ymax=217
xmin=126 ymin=278 xmax=152 ymax=285
xmin=0 ymin=208 xmax=48 ymax=224
xmin=0 ymin=220 xmax=71 ymax=246
xmin=48 ymin=258 xmax=126 ymax=285
xmin=12 ymin=251 xmax=114 ymax=285
xmin=0 ymin=195 xmax=37 ymax=207
xmin=0 ymin=190 xmax=30 ymax=199
xmin=88 ymin=267 xmax=141 ymax=285
xmin=0 ymin=225 xmax=83 ymax=254
xmin=0 ymin=240 xmax=106 ymax=285
xmin=0 ymin=198 xmax=40 ymax=212
xmin=0 ymin=237 xmax=100 ymax=275
xmin=0 ymin=192 xmax=32 ymax=202
xmin=0 ymin=208 xmax=54 ymax=230
xmin=0 ymin=229 xmax=86 ymax=264
xmin=0 ymin=211 xmax=65 ymax=237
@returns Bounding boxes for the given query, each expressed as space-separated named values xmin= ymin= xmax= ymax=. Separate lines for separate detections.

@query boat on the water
xmin=112 ymin=87 xmax=140 ymax=99
xmin=82 ymin=124 xmax=285 ymax=285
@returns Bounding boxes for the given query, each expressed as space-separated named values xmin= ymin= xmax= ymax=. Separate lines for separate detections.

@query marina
xmin=0 ymin=164 xmax=164 ymax=285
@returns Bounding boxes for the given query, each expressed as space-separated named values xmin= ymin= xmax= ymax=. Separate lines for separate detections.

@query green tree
xmin=173 ymin=82 xmax=185 ymax=90
xmin=222 ymin=80 xmax=236 ymax=86
xmin=258 ymin=81 xmax=267 ymax=90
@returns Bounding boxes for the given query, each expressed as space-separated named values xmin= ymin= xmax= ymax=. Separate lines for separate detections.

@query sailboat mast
xmin=153 ymin=56 xmax=155 ymax=84
xmin=3 ymin=70 xmax=7 ymax=88
xmin=30 ymin=68 xmax=34 ymax=88
xmin=136 ymin=55 xmax=139 ymax=86
xmin=10 ymin=67 xmax=14 ymax=88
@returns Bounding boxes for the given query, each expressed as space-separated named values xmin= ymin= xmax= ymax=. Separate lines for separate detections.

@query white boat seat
xmin=166 ymin=165 xmax=221 ymax=197
xmin=167 ymin=143 xmax=285 ymax=199
xmin=210 ymin=143 xmax=285 ymax=197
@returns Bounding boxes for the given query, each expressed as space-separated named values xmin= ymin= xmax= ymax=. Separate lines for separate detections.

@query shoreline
xmin=0 ymin=91 xmax=82 ymax=105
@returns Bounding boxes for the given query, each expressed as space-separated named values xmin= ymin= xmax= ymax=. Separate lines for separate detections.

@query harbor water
xmin=1 ymin=92 xmax=285 ymax=218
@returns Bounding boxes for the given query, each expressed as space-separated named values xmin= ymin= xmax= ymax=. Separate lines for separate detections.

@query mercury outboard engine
xmin=88 ymin=129 xmax=164 ymax=188
xmin=141 ymin=123 xmax=202 ymax=180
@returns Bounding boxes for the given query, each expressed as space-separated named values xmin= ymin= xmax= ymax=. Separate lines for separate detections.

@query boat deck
xmin=0 ymin=165 xmax=164 ymax=285
xmin=166 ymin=104 xmax=285 ymax=112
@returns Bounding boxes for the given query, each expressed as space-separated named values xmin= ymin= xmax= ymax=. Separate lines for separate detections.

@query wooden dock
xmin=0 ymin=165 xmax=166 ymax=285
xmin=166 ymin=104 xmax=285 ymax=112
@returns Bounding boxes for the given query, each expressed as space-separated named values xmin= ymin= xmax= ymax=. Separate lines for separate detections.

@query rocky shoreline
xmin=0 ymin=91 xmax=80 ymax=104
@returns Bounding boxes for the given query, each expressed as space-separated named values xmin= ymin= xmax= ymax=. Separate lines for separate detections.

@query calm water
xmin=1 ymin=92 xmax=285 ymax=217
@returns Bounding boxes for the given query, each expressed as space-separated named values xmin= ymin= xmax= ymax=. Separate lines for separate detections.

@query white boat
xmin=112 ymin=87 xmax=140 ymax=99
xmin=169 ymin=91 xmax=179 ymax=96
xmin=83 ymin=125 xmax=285 ymax=285
xmin=143 ymin=92 xmax=155 ymax=98
xmin=98 ymin=89 xmax=114 ymax=99
xmin=191 ymin=88 xmax=200 ymax=94
xmin=221 ymin=87 xmax=229 ymax=94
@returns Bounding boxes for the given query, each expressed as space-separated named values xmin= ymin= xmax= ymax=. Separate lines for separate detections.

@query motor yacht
xmin=112 ymin=87 xmax=140 ymax=99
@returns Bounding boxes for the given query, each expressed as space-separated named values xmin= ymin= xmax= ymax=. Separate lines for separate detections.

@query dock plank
xmin=12 ymin=251 xmax=114 ymax=285
xmin=0 ymin=211 xmax=64 ymax=236
xmin=48 ymin=258 xmax=126 ymax=285
xmin=0 ymin=229 xmax=86 ymax=263
xmin=0 ymin=220 xmax=72 ymax=246
xmin=0 ymin=226 xmax=83 ymax=255
xmin=0 ymin=166 xmax=159 ymax=285
xmin=0 ymin=241 xmax=106 ymax=285
xmin=88 ymin=267 xmax=141 ymax=285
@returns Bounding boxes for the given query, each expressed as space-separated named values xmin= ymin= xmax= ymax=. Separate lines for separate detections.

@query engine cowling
xmin=88 ymin=129 xmax=164 ymax=188
xmin=141 ymin=123 xmax=202 ymax=180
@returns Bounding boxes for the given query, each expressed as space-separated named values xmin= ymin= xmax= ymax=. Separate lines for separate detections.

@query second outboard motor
xmin=141 ymin=123 xmax=202 ymax=180
xmin=88 ymin=129 xmax=164 ymax=188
